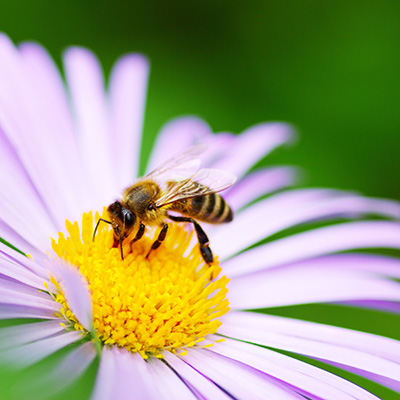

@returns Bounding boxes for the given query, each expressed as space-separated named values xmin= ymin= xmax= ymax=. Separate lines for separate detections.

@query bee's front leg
xmin=130 ymin=223 xmax=145 ymax=252
xmin=112 ymin=228 xmax=124 ymax=260
xmin=146 ymin=224 xmax=168 ymax=258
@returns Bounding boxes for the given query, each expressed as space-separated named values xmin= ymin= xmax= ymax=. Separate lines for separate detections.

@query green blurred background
xmin=1 ymin=0 xmax=399 ymax=198
xmin=1 ymin=0 xmax=400 ymax=399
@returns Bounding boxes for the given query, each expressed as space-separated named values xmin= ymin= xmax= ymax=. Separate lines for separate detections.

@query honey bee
xmin=93 ymin=145 xmax=236 ymax=264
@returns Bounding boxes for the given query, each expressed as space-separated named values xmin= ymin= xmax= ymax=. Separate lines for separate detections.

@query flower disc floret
xmin=51 ymin=210 xmax=230 ymax=358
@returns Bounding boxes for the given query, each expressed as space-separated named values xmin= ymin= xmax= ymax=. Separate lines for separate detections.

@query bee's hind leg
xmin=146 ymin=224 xmax=168 ymax=259
xmin=167 ymin=215 xmax=213 ymax=265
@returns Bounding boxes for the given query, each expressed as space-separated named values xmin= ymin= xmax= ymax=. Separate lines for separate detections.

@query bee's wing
xmin=145 ymin=144 xmax=207 ymax=183
xmin=155 ymin=168 xmax=237 ymax=207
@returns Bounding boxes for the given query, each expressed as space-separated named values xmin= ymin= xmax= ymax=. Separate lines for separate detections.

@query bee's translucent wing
xmin=155 ymin=168 xmax=237 ymax=207
xmin=145 ymin=144 xmax=207 ymax=183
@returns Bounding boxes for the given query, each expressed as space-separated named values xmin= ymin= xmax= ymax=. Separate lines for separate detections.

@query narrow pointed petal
xmin=334 ymin=366 xmax=400 ymax=393
xmin=221 ymin=312 xmax=400 ymax=364
xmin=181 ymin=348 xmax=304 ymax=399
xmin=0 ymin=129 xmax=57 ymax=250
xmin=18 ymin=42 xmax=92 ymax=216
xmin=163 ymin=351 xmax=232 ymax=400
xmin=346 ymin=300 xmax=400 ymax=314
xmin=224 ymin=167 xmax=297 ymax=211
xmin=116 ymin=351 xmax=162 ymax=400
xmin=227 ymin=258 xmax=400 ymax=309
xmin=15 ymin=341 xmax=96 ymax=400
xmin=212 ymin=188 xmax=339 ymax=259
xmin=206 ymin=336 xmax=380 ymax=400
xmin=51 ymin=261 xmax=92 ymax=331
xmin=218 ymin=312 xmax=400 ymax=383
xmin=0 ymin=220 xmax=47 ymax=261
xmin=224 ymin=221 xmax=400 ymax=277
xmin=0 ymin=304 xmax=59 ymax=320
xmin=92 ymin=348 xmax=167 ymax=400
xmin=0 ymin=35 xmax=83 ymax=228
xmin=0 ymin=243 xmax=52 ymax=286
xmin=147 ymin=117 xmax=213 ymax=171
xmin=298 ymin=254 xmax=400 ymax=279
xmin=63 ymin=47 xmax=117 ymax=208
xmin=146 ymin=357 xmax=196 ymax=400
xmin=91 ymin=347 xmax=117 ymax=400
xmin=0 ymin=320 xmax=64 ymax=351
xmin=198 ymin=132 xmax=236 ymax=169
xmin=0 ymin=331 xmax=82 ymax=368
xmin=0 ymin=256 xmax=48 ymax=288
xmin=0 ymin=278 xmax=60 ymax=311
xmin=109 ymin=54 xmax=149 ymax=188
xmin=213 ymin=191 xmax=400 ymax=260
xmin=212 ymin=123 xmax=295 ymax=179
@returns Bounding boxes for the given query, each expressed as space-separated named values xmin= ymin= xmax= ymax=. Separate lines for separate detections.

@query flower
xmin=1 ymin=33 xmax=400 ymax=400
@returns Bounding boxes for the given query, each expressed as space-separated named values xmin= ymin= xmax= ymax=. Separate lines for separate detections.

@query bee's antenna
xmin=93 ymin=218 xmax=112 ymax=241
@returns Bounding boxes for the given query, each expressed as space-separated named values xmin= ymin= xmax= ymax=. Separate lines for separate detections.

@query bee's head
xmin=107 ymin=201 xmax=137 ymax=243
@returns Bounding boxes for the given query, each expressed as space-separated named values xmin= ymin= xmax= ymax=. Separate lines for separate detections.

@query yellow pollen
xmin=51 ymin=209 xmax=230 ymax=358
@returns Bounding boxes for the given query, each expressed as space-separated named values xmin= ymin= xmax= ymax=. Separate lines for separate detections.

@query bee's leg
xmin=130 ymin=223 xmax=145 ymax=252
xmin=146 ymin=224 xmax=168 ymax=258
xmin=112 ymin=228 xmax=124 ymax=261
xmin=167 ymin=215 xmax=213 ymax=265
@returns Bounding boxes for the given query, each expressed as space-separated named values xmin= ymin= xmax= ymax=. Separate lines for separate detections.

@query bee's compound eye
xmin=148 ymin=204 xmax=154 ymax=211
xmin=123 ymin=210 xmax=136 ymax=226
xmin=125 ymin=212 xmax=133 ymax=223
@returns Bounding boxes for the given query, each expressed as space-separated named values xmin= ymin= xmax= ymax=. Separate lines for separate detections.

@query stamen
xmin=50 ymin=209 xmax=230 ymax=358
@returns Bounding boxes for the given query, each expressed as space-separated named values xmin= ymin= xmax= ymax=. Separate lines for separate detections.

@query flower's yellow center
xmin=51 ymin=210 xmax=229 ymax=358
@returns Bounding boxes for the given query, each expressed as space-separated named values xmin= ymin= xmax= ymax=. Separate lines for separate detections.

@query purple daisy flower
xmin=1 ymin=34 xmax=400 ymax=400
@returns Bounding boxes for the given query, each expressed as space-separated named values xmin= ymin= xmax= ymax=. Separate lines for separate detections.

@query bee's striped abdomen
xmin=185 ymin=193 xmax=233 ymax=224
